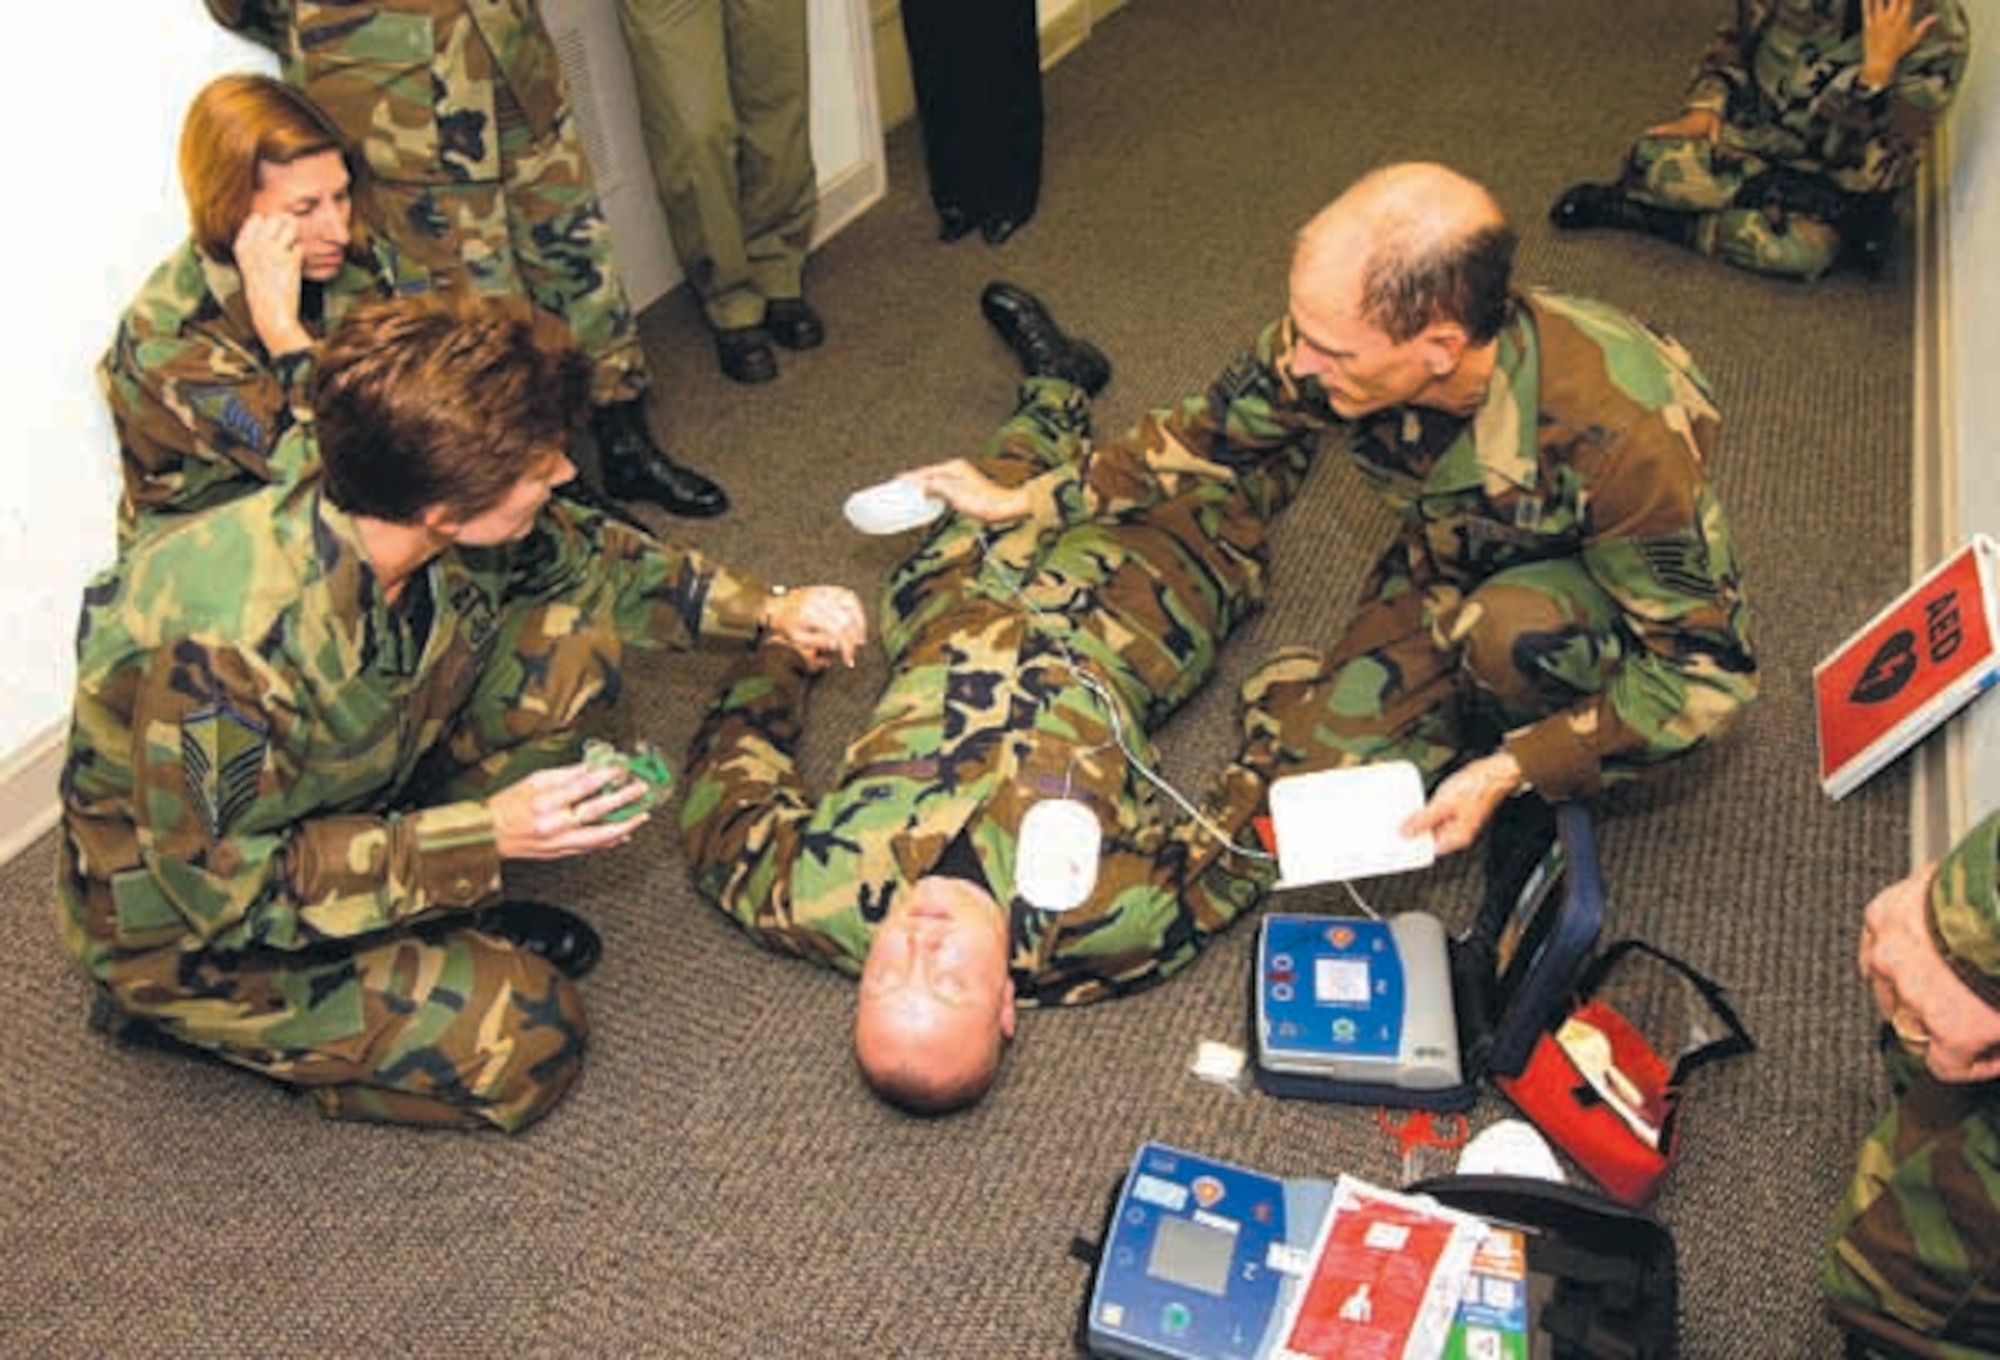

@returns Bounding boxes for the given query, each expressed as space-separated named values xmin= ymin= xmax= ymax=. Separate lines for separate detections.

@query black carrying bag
xmin=1410 ymin=1172 xmax=1680 ymax=1360
xmin=1069 ymin=1162 xmax=1679 ymax=1358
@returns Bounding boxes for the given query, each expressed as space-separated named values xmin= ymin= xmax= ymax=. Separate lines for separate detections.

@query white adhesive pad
xmin=842 ymin=478 xmax=947 ymax=535
xmin=1268 ymin=762 xmax=1435 ymax=888
xmin=1016 ymin=798 xmax=1101 ymax=912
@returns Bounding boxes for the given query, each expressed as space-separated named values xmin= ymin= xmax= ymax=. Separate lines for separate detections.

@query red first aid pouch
xmin=1496 ymin=940 xmax=1755 ymax=1206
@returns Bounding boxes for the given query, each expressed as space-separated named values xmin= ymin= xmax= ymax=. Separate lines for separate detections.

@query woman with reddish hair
xmin=99 ymin=73 xmax=425 ymax=548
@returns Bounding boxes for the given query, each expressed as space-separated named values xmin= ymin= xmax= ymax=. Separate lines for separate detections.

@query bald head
xmin=854 ymin=992 xmax=1006 ymax=1115
xmin=852 ymin=874 xmax=1018 ymax=1115
xmin=1295 ymin=163 xmax=1515 ymax=346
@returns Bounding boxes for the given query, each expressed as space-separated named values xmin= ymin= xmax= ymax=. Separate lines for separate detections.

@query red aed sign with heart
xmin=1814 ymin=538 xmax=2000 ymax=797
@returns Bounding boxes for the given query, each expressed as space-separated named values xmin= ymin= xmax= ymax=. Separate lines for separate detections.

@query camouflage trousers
xmin=101 ymin=931 xmax=587 ymax=1133
xmin=1823 ymin=1037 xmax=2000 ymax=1359
xmin=1622 ymin=134 xmax=1843 ymax=280
xmin=1239 ymin=553 xmax=1624 ymax=789
xmin=372 ymin=106 xmax=650 ymax=406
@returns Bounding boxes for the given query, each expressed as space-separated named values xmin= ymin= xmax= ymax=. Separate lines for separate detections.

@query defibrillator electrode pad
xmin=1267 ymin=762 xmax=1434 ymax=887
xmin=842 ymin=478 xmax=947 ymax=535
xmin=1016 ymin=797 xmax=1102 ymax=912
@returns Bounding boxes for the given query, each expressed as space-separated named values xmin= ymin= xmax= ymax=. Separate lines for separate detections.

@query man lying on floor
xmin=680 ymin=284 xmax=1319 ymax=1114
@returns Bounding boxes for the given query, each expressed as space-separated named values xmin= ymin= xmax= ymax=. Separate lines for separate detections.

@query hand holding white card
xmin=1268 ymin=762 xmax=1435 ymax=887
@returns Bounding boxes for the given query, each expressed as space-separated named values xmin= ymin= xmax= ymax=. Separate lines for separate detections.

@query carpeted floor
xmin=1 ymin=1 xmax=1929 ymax=1354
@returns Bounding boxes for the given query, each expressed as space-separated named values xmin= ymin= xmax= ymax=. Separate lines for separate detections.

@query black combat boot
xmin=552 ymin=470 xmax=656 ymax=537
xmin=592 ymin=398 xmax=729 ymax=519
xmin=408 ymin=899 xmax=603 ymax=979
xmin=1549 ymin=183 xmax=1699 ymax=249
xmin=978 ymin=282 xmax=1112 ymax=396
xmin=1836 ymin=194 xmax=1900 ymax=280
xmin=764 ymin=297 xmax=826 ymax=351
xmin=468 ymin=901 xmax=604 ymax=980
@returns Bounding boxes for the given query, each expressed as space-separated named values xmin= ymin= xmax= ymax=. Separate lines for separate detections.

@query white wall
xmin=0 ymin=12 xmax=267 ymax=838
xmin=0 ymin=2 xmax=881 ymax=858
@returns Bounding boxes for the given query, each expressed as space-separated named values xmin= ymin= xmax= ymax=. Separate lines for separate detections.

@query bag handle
xmin=1577 ymin=938 xmax=1756 ymax=1085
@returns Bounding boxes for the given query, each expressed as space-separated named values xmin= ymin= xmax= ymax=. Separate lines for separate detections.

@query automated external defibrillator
xmin=1253 ymin=797 xmax=1606 ymax=1111
xmin=1082 ymin=1142 xmax=1336 ymax=1360
xmin=1077 ymin=1139 xmax=1680 ymax=1360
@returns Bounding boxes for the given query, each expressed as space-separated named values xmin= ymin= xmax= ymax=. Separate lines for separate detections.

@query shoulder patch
xmin=182 ymin=704 xmax=268 ymax=840
xmin=1636 ymin=536 xmax=1716 ymax=597
xmin=188 ymin=386 xmax=267 ymax=453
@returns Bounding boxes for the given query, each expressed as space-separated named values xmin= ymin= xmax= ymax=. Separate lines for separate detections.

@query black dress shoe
xmin=468 ymin=901 xmax=603 ymax=980
xmin=980 ymin=215 xmax=1021 ymax=246
xmin=713 ymin=325 xmax=779 ymax=384
xmin=937 ymin=206 xmax=976 ymax=242
xmin=591 ymin=399 xmax=729 ymax=518
xmin=978 ymin=281 xmax=1112 ymax=397
xmin=764 ymin=297 xmax=825 ymax=351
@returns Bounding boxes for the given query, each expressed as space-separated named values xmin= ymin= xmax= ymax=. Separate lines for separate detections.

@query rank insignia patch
xmin=189 ymin=386 xmax=267 ymax=453
xmin=182 ymin=704 xmax=268 ymax=840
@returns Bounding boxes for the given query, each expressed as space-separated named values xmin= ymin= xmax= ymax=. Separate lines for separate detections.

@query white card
xmin=1267 ymin=762 xmax=1435 ymax=887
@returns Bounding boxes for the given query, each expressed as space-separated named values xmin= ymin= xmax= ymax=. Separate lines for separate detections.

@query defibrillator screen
xmin=1314 ymin=955 xmax=1372 ymax=1005
xmin=1146 ymin=1214 xmax=1236 ymax=1297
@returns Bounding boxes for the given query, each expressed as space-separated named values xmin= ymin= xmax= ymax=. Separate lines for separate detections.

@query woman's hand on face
xmin=234 ymin=212 xmax=312 ymax=356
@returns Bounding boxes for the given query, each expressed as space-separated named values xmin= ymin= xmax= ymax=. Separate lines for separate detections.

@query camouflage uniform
xmin=1825 ymin=811 xmax=2000 ymax=1358
xmin=58 ymin=477 xmax=771 ymax=1130
xmin=681 ymin=376 xmax=1316 ymax=1006
xmin=98 ymin=235 xmax=424 ymax=550
xmin=1620 ymin=0 xmax=1970 ymax=278
xmin=205 ymin=0 xmax=652 ymax=405
xmin=1246 ymin=290 xmax=1758 ymax=802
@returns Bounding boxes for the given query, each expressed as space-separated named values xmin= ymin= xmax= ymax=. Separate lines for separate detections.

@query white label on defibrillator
xmin=1131 ymin=1174 xmax=1189 ymax=1212
xmin=1267 ymin=1243 xmax=1311 ymax=1277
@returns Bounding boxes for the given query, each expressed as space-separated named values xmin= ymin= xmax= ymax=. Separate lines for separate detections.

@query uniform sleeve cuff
xmin=702 ymin=567 xmax=777 ymax=642
xmin=1502 ymin=719 xmax=1602 ymax=804
xmin=1020 ymin=464 xmax=1089 ymax=529
xmin=272 ymin=347 xmax=316 ymax=395
xmin=1681 ymin=90 xmax=1729 ymax=119
xmin=400 ymin=801 xmax=504 ymax=916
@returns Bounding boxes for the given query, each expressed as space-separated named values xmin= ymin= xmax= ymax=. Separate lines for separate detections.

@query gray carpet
xmin=2 ymin=1 xmax=1925 ymax=1354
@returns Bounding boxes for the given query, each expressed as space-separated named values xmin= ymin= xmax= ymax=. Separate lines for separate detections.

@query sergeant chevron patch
xmin=182 ymin=704 xmax=268 ymax=840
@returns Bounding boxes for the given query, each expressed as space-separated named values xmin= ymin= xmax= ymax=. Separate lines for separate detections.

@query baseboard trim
xmin=811 ymin=147 xmax=887 ymax=255
xmin=0 ymin=721 xmax=63 ymax=869
xmin=1040 ymin=0 xmax=1095 ymax=68
xmin=1910 ymin=131 xmax=1961 ymax=870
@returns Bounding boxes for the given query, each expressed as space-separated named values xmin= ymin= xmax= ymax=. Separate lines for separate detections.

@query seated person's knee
xmin=1458 ymin=582 xmax=1575 ymax=711
xmin=469 ymin=950 xmax=590 ymax=1133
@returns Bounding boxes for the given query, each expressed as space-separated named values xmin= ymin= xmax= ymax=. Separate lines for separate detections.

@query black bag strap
xmin=1069 ymin=1175 xmax=1127 ymax=1356
xmin=1577 ymin=938 xmax=1756 ymax=1086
